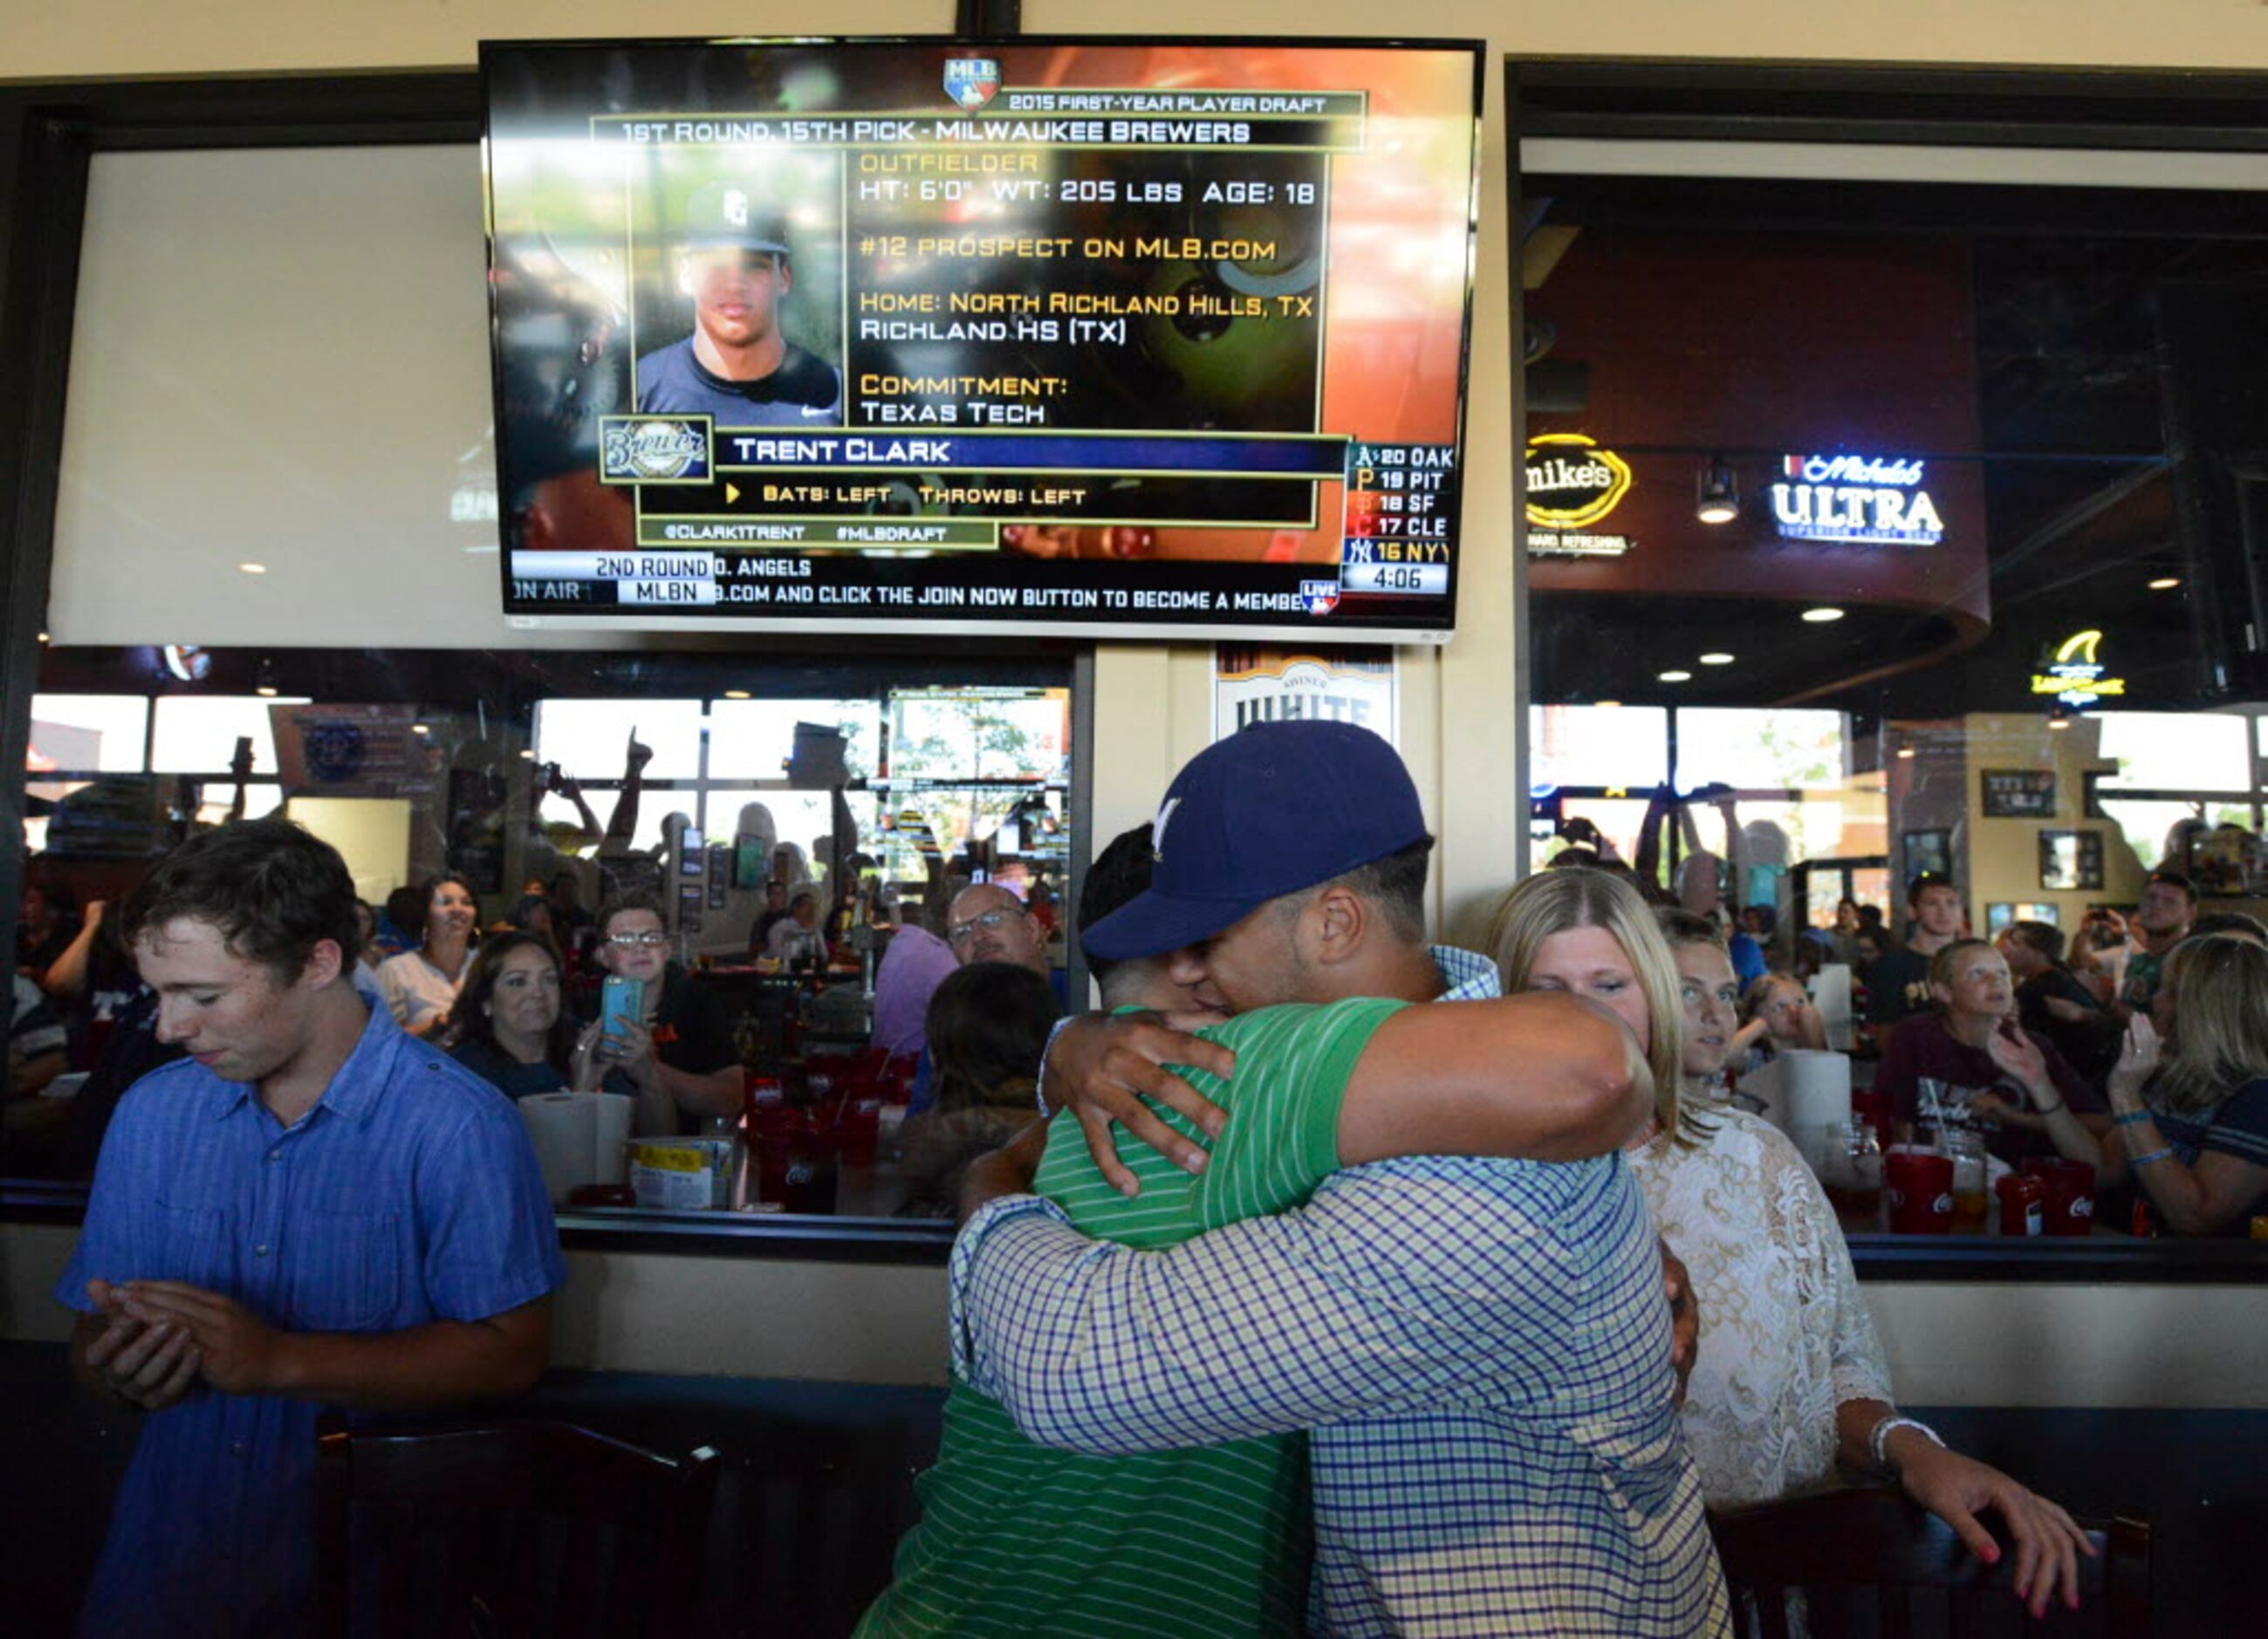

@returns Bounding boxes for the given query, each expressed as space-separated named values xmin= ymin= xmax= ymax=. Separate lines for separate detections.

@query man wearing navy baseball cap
xmin=635 ymin=178 xmax=842 ymax=427
xmin=914 ymin=720 xmax=1725 ymax=1637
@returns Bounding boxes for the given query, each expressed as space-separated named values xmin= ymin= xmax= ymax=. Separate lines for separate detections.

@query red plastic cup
xmin=1996 ymin=1170 xmax=2046 ymax=1238
xmin=2022 ymin=1157 xmax=2097 ymax=1237
xmin=1884 ymin=1145 xmax=1955 ymax=1234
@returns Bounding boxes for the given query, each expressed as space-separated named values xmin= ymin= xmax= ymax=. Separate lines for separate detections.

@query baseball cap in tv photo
xmin=679 ymin=179 xmax=792 ymax=258
xmin=1082 ymin=721 xmax=1431 ymax=962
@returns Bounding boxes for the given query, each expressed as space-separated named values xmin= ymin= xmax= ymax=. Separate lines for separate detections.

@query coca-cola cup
xmin=2022 ymin=1156 xmax=2097 ymax=1237
xmin=1884 ymin=1145 xmax=1955 ymax=1235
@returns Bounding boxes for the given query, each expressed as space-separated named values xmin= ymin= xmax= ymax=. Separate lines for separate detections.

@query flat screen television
xmin=483 ymin=36 xmax=1482 ymax=642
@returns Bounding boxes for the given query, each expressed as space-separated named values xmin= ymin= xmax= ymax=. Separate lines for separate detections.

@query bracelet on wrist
xmin=2130 ymin=1146 xmax=2176 ymax=1168
xmin=2114 ymin=1109 xmax=2154 ymax=1127
xmin=2032 ymin=1099 xmax=2066 ymax=1117
xmin=1867 ymin=1413 xmax=1945 ymax=1474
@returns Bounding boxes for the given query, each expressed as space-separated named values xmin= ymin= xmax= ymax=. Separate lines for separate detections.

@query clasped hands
xmin=81 ymin=1278 xmax=287 ymax=1409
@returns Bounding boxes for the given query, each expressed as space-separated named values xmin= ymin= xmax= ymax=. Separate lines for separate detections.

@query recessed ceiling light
xmin=1658 ymin=669 xmax=1693 ymax=682
xmin=723 ymin=689 xmax=751 ymax=700
xmin=236 ymin=561 xmax=267 ymax=575
xmin=2148 ymin=577 xmax=2181 ymax=591
xmin=517 ymin=749 xmax=537 ymax=759
xmin=410 ymin=723 xmax=430 ymax=736
xmin=2048 ymin=715 xmax=2072 ymax=730
xmin=35 ymin=631 xmax=48 ymax=644
xmin=1698 ymin=652 xmax=1735 ymax=665
xmin=1896 ymin=747 xmax=1916 ymax=759
xmin=1595 ymin=700 xmax=1623 ymax=709
xmin=1801 ymin=607 xmax=1845 ymax=623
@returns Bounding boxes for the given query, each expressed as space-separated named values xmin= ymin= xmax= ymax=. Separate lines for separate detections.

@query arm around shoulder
xmin=1336 ymin=991 xmax=1649 ymax=1168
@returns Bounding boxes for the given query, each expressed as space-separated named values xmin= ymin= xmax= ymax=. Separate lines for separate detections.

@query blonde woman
xmin=2092 ymin=932 xmax=2268 ymax=1234
xmin=1483 ymin=869 xmax=2092 ymax=1621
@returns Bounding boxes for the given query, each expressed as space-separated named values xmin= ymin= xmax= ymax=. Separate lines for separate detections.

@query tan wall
xmin=1961 ymin=713 xmax=2149 ymax=927
xmin=10 ymin=0 xmax=2268 ymax=1399
xmin=10 ymin=1220 xmax=2265 ymax=1406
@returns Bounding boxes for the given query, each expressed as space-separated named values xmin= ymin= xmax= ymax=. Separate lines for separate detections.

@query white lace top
xmin=1629 ymin=1105 xmax=1893 ymax=1506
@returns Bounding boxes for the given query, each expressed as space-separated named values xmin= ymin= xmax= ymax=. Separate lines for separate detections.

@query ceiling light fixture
xmin=2148 ymin=577 xmax=2181 ymax=591
xmin=1695 ymin=456 xmax=1739 ymax=525
xmin=410 ymin=723 xmax=430 ymax=736
xmin=1801 ymin=607 xmax=1846 ymax=623
xmin=254 ymin=658 xmax=278 ymax=698
xmin=723 ymin=689 xmax=751 ymax=700
xmin=1595 ymin=700 xmax=1623 ymax=709
xmin=236 ymin=561 xmax=267 ymax=575
xmin=1896 ymin=746 xmax=1916 ymax=759
xmin=1698 ymin=652 xmax=1735 ymax=666
xmin=517 ymin=749 xmax=537 ymax=760
xmin=1658 ymin=669 xmax=1692 ymax=682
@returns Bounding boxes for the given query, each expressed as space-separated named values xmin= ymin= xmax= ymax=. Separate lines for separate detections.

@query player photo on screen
xmin=634 ymin=164 xmax=845 ymax=428
xmin=483 ymin=37 xmax=1481 ymax=641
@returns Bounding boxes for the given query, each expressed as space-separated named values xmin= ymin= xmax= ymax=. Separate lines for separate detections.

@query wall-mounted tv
xmin=483 ymin=36 xmax=1481 ymax=642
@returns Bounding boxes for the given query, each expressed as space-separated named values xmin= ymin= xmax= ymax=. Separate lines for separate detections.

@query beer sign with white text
xmin=1771 ymin=453 xmax=1944 ymax=546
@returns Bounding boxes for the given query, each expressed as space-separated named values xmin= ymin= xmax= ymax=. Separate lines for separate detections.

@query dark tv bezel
xmin=479 ymin=33 xmax=1485 ymax=647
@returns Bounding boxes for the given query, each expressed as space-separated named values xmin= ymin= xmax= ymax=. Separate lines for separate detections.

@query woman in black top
xmin=446 ymin=931 xmax=580 ymax=1101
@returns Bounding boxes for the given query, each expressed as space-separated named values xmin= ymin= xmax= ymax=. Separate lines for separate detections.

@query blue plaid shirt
xmin=57 ymin=1000 xmax=566 ymax=1639
xmin=953 ymin=946 xmax=1729 ymax=1636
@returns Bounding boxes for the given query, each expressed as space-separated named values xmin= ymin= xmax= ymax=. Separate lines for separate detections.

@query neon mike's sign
xmin=1770 ymin=452 xmax=1944 ymax=545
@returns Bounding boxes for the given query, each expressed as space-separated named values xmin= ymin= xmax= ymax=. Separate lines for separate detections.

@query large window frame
xmin=0 ymin=71 xmax=1103 ymax=1264
xmin=1507 ymin=58 xmax=2268 ymax=1284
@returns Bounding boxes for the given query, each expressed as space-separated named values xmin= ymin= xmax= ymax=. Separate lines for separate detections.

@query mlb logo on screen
xmin=945 ymin=59 xmax=1002 ymax=112
xmin=1300 ymin=579 xmax=1341 ymax=617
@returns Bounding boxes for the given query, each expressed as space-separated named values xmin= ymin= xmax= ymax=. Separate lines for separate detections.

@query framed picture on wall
xmin=1902 ymin=830 xmax=1952 ymax=881
xmin=1980 ymin=769 xmax=2057 ymax=819
xmin=1985 ymin=902 xmax=2061 ymax=933
xmin=2038 ymin=829 xmax=2106 ymax=892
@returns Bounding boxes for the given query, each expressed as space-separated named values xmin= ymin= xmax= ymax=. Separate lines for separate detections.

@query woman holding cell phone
xmin=576 ymin=893 xmax=743 ymax=1136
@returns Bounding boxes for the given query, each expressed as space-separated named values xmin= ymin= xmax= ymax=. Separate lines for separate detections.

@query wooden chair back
xmin=1707 ymin=1485 xmax=2150 ymax=1639
xmin=315 ymin=1420 xmax=721 ymax=1639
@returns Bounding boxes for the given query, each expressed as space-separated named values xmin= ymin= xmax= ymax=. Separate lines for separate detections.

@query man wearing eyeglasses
xmin=578 ymin=895 xmax=742 ymax=1135
xmin=947 ymin=884 xmax=1050 ymax=977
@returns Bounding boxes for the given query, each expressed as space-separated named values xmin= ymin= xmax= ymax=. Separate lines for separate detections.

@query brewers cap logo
xmin=722 ymin=188 xmax=750 ymax=229
xmin=1152 ymin=796 xmax=1182 ymax=862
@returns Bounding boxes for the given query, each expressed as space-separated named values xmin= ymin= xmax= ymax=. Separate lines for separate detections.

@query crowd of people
xmin=17 ymin=717 xmax=2267 ymax=1634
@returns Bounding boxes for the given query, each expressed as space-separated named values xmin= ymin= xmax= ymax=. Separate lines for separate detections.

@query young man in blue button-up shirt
xmin=58 ymin=817 xmax=565 ymax=1639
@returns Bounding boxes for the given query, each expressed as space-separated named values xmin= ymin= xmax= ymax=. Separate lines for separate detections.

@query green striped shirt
xmin=858 ymin=996 xmax=1407 ymax=1637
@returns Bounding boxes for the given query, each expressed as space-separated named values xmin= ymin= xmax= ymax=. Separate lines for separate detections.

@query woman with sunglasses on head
xmin=576 ymin=892 xmax=743 ymax=1136
xmin=374 ymin=873 xmax=480 ymax=1041
xmin=445 ymin=931 xmax=580 ymax=1101
xmin=1486 ymin=868 xmax=2093 ymax=1624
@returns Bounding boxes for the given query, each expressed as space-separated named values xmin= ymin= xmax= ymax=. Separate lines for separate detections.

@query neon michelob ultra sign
xmin=1770 ymin=453 xmax=1944 ymax=545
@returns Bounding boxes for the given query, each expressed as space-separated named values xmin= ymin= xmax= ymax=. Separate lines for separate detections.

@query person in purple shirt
xmin=57 ymin=817 xmax=565 ymax=1639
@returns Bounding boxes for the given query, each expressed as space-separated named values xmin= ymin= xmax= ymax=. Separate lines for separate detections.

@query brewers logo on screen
xmin=600 ymin=415 xmax=714 ymax=484
xmin=943 ymin=58 xmax=1002 ymax=112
